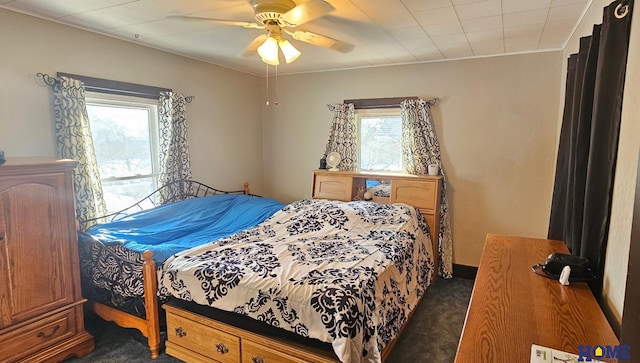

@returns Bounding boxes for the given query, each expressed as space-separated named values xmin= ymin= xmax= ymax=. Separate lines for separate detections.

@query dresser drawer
xmin=167 ymin=311 xmax=241 ymax=363
xmin=312 ymin=174 xmax=352 ymax=201
xmin=0 ymin=308 xmax=77 ymax=362
xmin=241 ymin=339 xmax=310 ymax=363
xmin=390 ymin=180 xmax=437 ymax=211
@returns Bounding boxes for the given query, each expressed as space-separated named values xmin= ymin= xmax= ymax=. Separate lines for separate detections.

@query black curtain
xmin=548 ymin=0 xmax=633 ymax=295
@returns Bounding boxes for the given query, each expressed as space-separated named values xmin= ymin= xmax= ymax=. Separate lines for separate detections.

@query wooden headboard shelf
xmin=312 ymin=170 xmax=443 ymax=271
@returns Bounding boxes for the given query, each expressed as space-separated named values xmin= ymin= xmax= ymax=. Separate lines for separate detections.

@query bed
xmin=78 ymin=180 xmax=285 ymax=359
xmin=158 ymin=197 xmax=437 ymax=363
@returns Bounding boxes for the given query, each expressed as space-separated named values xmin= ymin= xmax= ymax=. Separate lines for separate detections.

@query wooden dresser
xmin=312 ymin=170 xmax=443 ymax=245
xmin=454 ymin=234 xmax=619 ymax=363
xmin=0 ymin=158 xmax=94 ymax=362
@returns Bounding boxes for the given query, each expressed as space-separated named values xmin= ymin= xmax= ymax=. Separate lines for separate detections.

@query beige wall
xmin=560 ymin=0 xmax=640 ymax=332
xmin=4 ymin=4 xmax=635 ymax=330
xmin=262 ymin=53 xmax=563 ymax=267
xmin=0 ymin=9 xmax=265 ymax=194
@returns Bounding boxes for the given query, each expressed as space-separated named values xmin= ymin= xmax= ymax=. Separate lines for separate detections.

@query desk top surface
xmin=454 ymin=234 xmax=619 ymax=362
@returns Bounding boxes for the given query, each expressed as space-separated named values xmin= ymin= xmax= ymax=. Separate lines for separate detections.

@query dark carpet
xmin=66 ymin=277 xmax=474 ymax=363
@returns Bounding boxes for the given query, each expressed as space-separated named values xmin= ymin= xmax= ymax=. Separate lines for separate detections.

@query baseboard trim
xmin=453 ymin=264 xmax=478 ymax=280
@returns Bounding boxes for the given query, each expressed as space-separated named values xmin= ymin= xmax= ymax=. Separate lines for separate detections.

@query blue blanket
xmin=85 ymin=194 xmax=284 ymax=263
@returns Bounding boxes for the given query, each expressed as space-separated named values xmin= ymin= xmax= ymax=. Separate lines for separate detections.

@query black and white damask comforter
xmin=159 ymin=199 xmax=435 ymax=363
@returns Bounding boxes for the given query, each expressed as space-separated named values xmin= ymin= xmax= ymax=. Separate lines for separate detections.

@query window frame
xmin=355 ymin=107 xmax=405 ymax=173
xmin=85 ymin=92 xmax=161 ymax=205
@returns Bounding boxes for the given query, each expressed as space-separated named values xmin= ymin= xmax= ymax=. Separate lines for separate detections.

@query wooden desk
xmin=454 ymin=234 xmax=619 ymax=362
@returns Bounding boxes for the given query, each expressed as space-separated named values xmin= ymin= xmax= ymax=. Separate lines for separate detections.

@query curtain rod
xmin=344 ymin=97 xmax=418 ymax=109
xmin=58 ymin=72 xmax=171 ymax=100
xmin=37 ymin=72 xmax=194 ymax=102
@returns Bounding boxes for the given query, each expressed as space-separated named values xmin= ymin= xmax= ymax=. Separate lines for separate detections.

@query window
xmin=356 ymin=108 xmax=403 ymax=172
xmin=86 ymin=93 xmax=159 ymax=213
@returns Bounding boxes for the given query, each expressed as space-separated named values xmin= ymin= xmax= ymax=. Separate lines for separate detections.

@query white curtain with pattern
xmin=323 ymin=103 xmax=357 ymax=171
xmin=50 ymin=75 xmax=107 ymax=229
xmin=401 ymin=98 xmax=453 ymax=278
xmin=158 ymin=91 xmax=193 ymax=203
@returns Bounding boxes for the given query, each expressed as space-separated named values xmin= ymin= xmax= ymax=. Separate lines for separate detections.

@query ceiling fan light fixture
xmin=258 ymin=36 xmax=279 ymax=65
xmin=261 ymin=56 xmax=279 ymax=65
xmin=279 ymin=39 xmax=301 ymax=63
xmin=169 ymin=0 xmax=353 ymax=68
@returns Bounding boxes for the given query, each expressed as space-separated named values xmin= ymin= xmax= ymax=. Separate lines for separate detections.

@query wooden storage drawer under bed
xmin=241 ymin=339 xmax=310 ymax=363
xmin=166 ymin=310 xmax=241 ymax=363
xmin=164 ymin=302 xmax=337 ymax=363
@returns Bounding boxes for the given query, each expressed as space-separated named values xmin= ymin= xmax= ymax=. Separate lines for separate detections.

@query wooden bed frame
xmin=162 ymin=290 xmax=429 ymax=363
xmin=87 ymin=251 xmax=163 ymax=358
xmin=161 ymin=172 xmax=443 ymax=362
xmin=80 ymin=180 xmax=251 ymax=359
xmin=85 ymin=175 xmax=443 ymax=361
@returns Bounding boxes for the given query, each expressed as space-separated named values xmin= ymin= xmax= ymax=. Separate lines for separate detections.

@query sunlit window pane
xmin=87 ymin=104 xmax=152 ymax=178
xmin=86 ymin=96 xmax=158 ymax=214
xmin=101 ymin=177 xmax=156 ymax=212
xmin=359 ymin=116 xmax=403 ymax=172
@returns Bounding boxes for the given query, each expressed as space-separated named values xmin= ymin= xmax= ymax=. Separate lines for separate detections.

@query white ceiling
xmin=0 ymin=0 xmax=591 ymax=75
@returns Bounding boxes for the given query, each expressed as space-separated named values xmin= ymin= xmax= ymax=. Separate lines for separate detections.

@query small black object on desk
xmin=319 ymin=157 xmax=327 ymax=169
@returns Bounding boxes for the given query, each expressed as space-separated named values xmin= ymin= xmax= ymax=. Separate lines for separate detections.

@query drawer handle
xmin=252 ymin=356 xmax=264 ymax=363
xmin=175 ymin=327 xmax=187 ymax=338
xmin=216 ymin=343 xmax=229 ymax=354
xmin=37 ymin=325 xmax=60 ymax=339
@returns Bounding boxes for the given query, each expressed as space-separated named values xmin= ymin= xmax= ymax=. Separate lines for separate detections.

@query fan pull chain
xmin=265 ymin=63 xmax=270 ymax=106
xmin=274 ymin=64 xmax=279 ymax=106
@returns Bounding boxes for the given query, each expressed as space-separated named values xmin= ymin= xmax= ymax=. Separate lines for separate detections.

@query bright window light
xmin=357 ymin=108 xmax=403 ymax=172
xmin=86 ymin=93 xmax=159 ymax=213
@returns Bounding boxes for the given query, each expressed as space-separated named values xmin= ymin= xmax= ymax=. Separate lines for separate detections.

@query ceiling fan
xmin=168 ymin=0 xmax=354 ymax=65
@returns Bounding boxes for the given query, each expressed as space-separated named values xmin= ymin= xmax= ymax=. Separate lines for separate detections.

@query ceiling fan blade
xmin=286 ymin=29 xmax=354 ymax=53
xmin=279 ymin=0 xmax=334 ymax=27
xmin=166 ymin=15 xmax=264 ymax=29
xmin=242 ymin=34 xmax=268 ymax=57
